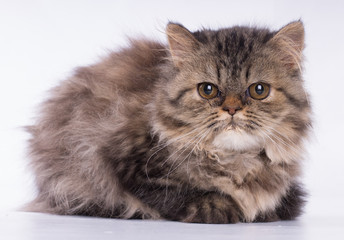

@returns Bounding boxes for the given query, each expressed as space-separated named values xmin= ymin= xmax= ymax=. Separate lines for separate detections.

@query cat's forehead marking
xmin=205 ymin=29 xmax=271 ymax=93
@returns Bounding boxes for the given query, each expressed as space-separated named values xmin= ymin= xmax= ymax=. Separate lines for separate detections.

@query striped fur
xmin=25 ymin=21 xmax=312 ymax=223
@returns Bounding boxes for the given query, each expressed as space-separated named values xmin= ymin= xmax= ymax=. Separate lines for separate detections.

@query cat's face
xmin=154 ymin=22 xmax=312 ymax=163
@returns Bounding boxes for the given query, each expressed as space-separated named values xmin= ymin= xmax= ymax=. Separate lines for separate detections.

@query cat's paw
xmin=181 ymin=193 xmax=241 ymax=224
xmin=253 ymin=212 xmax=280 ymax=222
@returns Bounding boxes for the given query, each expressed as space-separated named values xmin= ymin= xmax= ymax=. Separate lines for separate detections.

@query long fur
xmin=25 ymin=21 xmax=312 ymax=223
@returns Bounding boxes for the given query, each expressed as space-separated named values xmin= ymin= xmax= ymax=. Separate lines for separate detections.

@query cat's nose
xmin=222 ymin=96 xmax=243 ymax=116
xmin=222 ymin=106 xmax=242 ymax=116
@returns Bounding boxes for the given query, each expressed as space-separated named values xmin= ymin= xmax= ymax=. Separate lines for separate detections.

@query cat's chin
xmin=212 ymin=128 xmax=262 ymax=152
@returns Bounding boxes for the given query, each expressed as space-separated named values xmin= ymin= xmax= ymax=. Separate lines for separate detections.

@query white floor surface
xmin=1 ymin=212 xmax=343 ymax=240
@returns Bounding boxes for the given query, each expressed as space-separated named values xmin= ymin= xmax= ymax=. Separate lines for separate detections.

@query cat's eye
xmin=198 ymin=83 xmax=219 ymax=99
xmin=247 ymin=82 xmax=270 ymax=100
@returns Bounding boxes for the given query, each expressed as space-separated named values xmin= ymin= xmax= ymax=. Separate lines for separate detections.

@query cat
xmin=25 ymin=21 xmax=312 ymax=224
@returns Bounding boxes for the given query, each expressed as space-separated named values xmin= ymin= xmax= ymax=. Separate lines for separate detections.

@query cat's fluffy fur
xmin=26 ymin=21 xmax=312 ymax=223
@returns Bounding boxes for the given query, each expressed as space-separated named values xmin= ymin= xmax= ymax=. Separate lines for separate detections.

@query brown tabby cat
xmin=26 ymin=21 xmax=312 ymax=223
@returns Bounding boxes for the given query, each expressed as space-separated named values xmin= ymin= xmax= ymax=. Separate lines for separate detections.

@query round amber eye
xmin=248 ymin=82 xmax=270 ymax=100
xmin=198 ymin=83 xmax=219 ymax=99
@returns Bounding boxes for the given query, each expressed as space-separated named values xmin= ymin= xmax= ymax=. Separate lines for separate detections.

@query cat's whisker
xmin=175 ymin=118 xmax=220 ymax=173
xmin=144 ymin=129 xmax=198 ymax=181
xmin=163 ymin=129 xmax=211 ymax=199
xmin=267 ymin=126 xmax=299 ymax=146
xmin=162 ymin=127 xmax=211 ymax=201
xmin=260 ymin=127 xmax=300 ymax=161
xmin=145 ymin=114 xmax=218 ymax=180
xmin=162 ymin=127 xmax=210 ymax=170
xmin=175 ymin=121 xmax=219 ymax=183
xmin=264 ymin=126 xmax=301 ymax=154
xmin=259 ymin=129 xmax=285 ymax=157
xmin=265 ymin=127 xmax=294 ymax=146
xmin=246 ymin=112 xmax=307 ymax=146
xmin=150 ymin=112 xmax=218 ymax=151
xmin=149 ymin=126 xmax=200 ymax=158
xmin=245 ymin=113 xmax=277 ymax=126
xmin=167 ymin=128 xmax=212 ymax=177
xmin=262 ymin=128 xmax=288 ymax=150
xmin=244 ymin=113 xmax=301 ymax=155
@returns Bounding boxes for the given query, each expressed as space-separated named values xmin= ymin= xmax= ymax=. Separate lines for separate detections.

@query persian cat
xmin=26 ymin=21 xmax=312 ymax=223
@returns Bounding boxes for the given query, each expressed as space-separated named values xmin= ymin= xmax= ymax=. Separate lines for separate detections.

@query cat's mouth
xmin=226 ymin=124 xmax=237 ymax=131
xmin=224 ymin=118 xmax=244 ymax=132
xmin=225 ymin=120 xmax=237 ymax=130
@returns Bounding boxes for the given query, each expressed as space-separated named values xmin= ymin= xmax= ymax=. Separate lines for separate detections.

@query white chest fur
xmin=212 ymin=129 xmax=263 ymax=151
xmin=209 ymin=129 xmax=288 ymax=222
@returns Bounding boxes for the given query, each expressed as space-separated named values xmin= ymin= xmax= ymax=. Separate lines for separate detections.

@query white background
xmin=1 ymin=0 xmax=344 ymax=221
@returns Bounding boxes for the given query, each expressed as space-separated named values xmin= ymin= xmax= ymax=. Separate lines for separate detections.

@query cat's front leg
xmin=130 ymin=182 xmax=242 ymax=224
xmin=253 ymin=182 xmax=306 ymax=222
xmin=179 ymin=191 xmax=242 ymax=224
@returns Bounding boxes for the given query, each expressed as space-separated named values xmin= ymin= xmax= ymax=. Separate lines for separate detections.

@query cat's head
xmin=152 ymin=21 xmax=312 ymax=164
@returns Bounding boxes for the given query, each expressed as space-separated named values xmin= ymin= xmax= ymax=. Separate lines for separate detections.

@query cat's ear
xmin=166 ymin=23 xmax=200 ymax=67
xmin=269 ymin=21 xmax=305 ymax=71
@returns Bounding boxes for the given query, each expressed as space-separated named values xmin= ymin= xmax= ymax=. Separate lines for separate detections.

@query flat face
xmin=159 ymin=23 xmax=311 ymax=164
